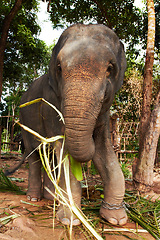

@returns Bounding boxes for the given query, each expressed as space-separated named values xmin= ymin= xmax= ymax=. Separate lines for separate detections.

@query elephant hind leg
xmin=27 ymin=152 xmax=42 ymax=201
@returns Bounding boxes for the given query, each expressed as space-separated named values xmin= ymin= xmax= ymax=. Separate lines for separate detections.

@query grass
xmin=120 ymin=160 xmax=132 ymax=179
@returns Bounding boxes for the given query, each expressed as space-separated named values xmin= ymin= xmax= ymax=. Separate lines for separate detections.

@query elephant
xmin=19 ymin=24 xmax=127 ymax=226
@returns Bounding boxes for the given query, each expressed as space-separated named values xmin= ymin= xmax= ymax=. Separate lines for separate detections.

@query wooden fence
xmin=110 ymin=116 xmax=139 ymax=161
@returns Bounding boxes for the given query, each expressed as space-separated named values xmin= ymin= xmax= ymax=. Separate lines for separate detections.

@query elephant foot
xmin=56 ymin=205 xmax=81 ymax=226
xmin=100 ymin=200 xmax=127 ymax=225
xmin=27 ymin=195 xmax=40 ymax=202
xmin=27 ymin=189 xmax=42 ymax=202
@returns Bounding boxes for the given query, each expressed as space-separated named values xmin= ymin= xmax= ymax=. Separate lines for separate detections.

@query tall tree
xmin=140 ymin=0 xmax=155 ymax=138
xmin=0 ymin=0 xmax=22 ymax=158
xmin=0 ymin=0 xmax=50 ymax=101
xmin=0 ymin=0 xmax=50 ymax=157
xmin=133 ymin=0 xmax=160 ymax=192
xmin=0 ymin=0 xmax=22 ymax=101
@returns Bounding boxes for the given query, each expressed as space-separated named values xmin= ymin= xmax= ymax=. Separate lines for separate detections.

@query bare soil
xmin=0 ymin=153 xmax=159 ymax=240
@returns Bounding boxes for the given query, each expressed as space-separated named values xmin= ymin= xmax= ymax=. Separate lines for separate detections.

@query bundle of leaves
xmin=125 ymin=190 xmax=160 ymax=239
xmin=0 ymin=169 xmax=24 ymax=194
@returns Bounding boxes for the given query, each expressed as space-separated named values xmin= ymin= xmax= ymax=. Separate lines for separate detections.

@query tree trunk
xmin=110 ymin=113 xmax=119 ymax=150
xmin=10 ymin=119 xmax=15 ymax=151
xmin=139 ymin=0 xmax=155 ymax=142
xmin=0 ymin=125 xmax=1 ymax=159
xmin=0 ymin=0 xmax=22 ymax=101
xmin=10 ymin=103 xmax=15 ymax=151
xmin=133 ymin=0 xmax=156 ymax=192
xmin=133 ymin=92 xmax=160 ymax=191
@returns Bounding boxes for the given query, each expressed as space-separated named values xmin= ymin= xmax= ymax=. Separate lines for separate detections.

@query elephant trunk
xmin=64 ymin=116 xmax=96 ymax=162
xmin=63 ymin=84 xmax=100 ymax=162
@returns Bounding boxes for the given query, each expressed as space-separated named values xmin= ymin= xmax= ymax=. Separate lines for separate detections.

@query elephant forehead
xmin=59 ymin=38 xmax=113 ymax=67
xmin=61 ymin=37 xmax=96 ymax=54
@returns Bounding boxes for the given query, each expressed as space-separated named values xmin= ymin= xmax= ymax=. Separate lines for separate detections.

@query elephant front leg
xmin=56 ymin=166 xmax=82 ymax=226
xmin=93 ymin=121 xmax=127 ymax=226
xmin=27 ymin=152 xmax=42 ymax=201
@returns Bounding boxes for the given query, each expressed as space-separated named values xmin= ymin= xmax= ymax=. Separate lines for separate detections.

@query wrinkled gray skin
xmin=20 ymin=24 xmax=127 ymax=226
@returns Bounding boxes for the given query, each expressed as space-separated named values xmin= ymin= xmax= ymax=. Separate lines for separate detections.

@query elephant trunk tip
xmin=66 ymin=138 xmax=95 ymax=163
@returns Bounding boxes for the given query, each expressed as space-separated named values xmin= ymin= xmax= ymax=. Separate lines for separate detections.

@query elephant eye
xmin=106 ymin=63 xmax=113 ymax=77
xmin=57 ymin=62 xmax=62 ymax=74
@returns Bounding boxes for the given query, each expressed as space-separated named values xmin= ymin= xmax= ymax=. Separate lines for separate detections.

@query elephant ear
xmin=48 ymin=34 xmax=68 ymax=96
xmin=115 ymin=41 xmax=127 ymax=92
xmin=48 ymin=45 xmax=60 ymax=96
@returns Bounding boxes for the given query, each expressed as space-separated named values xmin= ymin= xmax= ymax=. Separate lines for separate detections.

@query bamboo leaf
xmin=154 ymin=204 xmax=160 ymax=236
xmin=125 ymin=192 xmax=160 ymax=240
xmin=0 ymin=169 xmax=25 ymax=194
xmin=20 ymin=98 xmax=65 ymax=124
xmin=70 ymin=155 xmax=83 ymax=181
xmin=18 ymin=122 xmax=64 ymax=144
xmin=0 ymin=214 xmax=20 ymax=226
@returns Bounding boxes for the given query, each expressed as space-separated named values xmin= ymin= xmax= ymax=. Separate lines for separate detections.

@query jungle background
xmin=0 ymin=0 xmax=160 ymax=239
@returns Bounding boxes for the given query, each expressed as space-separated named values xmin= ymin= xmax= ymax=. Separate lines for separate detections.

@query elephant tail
xmin=4 ymin=153 xmax=27 ymax=176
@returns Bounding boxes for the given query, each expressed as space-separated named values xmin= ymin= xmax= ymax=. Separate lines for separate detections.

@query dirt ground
xmin=0 ymin=153 xmax=159 ymax=240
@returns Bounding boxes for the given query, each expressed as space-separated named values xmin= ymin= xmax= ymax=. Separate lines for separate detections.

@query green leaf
xmin=70 ymin=155 xmax=83 ymax=181
xmin=0 ymin=169 xmax=25 ymax=194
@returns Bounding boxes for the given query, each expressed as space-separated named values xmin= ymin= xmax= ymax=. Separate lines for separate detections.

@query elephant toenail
xmin=31 ymin=197 xmax=39 ymax=202
xmin=73 ymin=219 xmax=81 ymax=226
xmin=27 ymin=196 xmax=39 ymax=202
xmin=119 ymin=217 xmax=127 ymax=226
xmin=61 ymin=218 xmax=70 ymax=225
xmin=27 ymin=196 xmax=31 ymax=201
xmin=108 ymin=218 xmax=118 ymax=225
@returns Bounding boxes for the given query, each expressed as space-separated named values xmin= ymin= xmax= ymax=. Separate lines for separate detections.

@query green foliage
xmin=49 ymin=0 xmax=143 ymax=45
xmin=48 ymin=0 xmax=159 ymax=54
xmin=90 ymin=161 xmax=99 ymax=175
xmin=0 ymin=0 xmax=51 ymax=91
xmin=70 ymin=155 xmax=83 ymax=181
xmin=120 ymin=161 xmax=132 ymax=179
xmin=111 ymin=68 xmax=143 ymax=122
xmin=0 ymin=0 xmax=53 ymax=139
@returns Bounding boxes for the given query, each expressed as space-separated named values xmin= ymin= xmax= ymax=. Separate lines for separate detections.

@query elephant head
xmin=49 ymin=24 xmax=126 ymax=162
